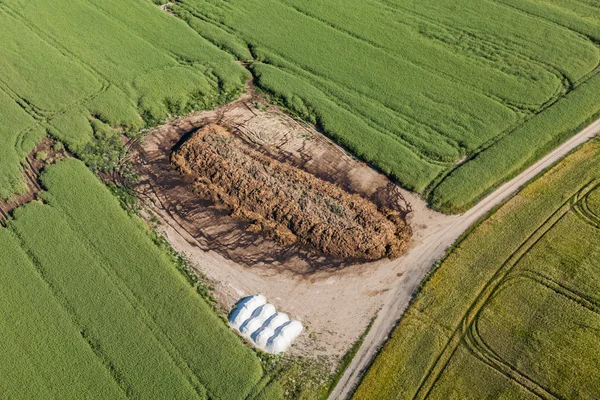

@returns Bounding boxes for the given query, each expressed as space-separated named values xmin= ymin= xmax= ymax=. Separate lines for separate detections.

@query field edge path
xmin=329 ymin=118 xmax=600 ymax=400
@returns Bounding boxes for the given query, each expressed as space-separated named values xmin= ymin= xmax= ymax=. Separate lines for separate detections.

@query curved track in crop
xmin=330 ymin=118 xmax=600 ymax=400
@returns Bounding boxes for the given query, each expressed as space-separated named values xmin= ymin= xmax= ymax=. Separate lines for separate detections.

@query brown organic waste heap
xmin=171 ymin=124 xmax=411 ymax=260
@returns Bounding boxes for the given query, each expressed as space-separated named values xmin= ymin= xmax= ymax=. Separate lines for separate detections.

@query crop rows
xmin=3 ymin=0 xmax=599 ymax=207
xmin=355 ymin=139 xmax=600 ymax=399
xmin=0 ymin=159 xmax=282 ymax=399
xmin=171 ymin=0 xmax=600 ymax=210
xmin=0 ymin=0 xmax=247 ymax=199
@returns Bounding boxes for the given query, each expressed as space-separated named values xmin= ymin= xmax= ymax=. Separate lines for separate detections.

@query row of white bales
xmin=228 ymin=295 xmax=303 ymax=354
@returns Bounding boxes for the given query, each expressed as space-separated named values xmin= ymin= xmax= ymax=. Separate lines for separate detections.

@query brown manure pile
xmin=171 ymin=124 xmax=411 ymax=260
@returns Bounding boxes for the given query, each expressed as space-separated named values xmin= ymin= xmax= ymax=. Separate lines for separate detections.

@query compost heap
xmin=171 ymin=124 xmax=411 ymax=260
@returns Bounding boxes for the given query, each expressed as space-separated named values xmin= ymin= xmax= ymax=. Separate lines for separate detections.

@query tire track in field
xmin=413 ymin=195 xmax=574 ymax=400
xmin=518 ymin=271 xmax=600 ymax=314
xmin=83 ymin=0 xmax=223 ymax=83
xmin=413 ymin=177 xmax=600 ymax=399
xmin=490 ymin=0 xmax=600 ymax=52
xmin=572 ymin=180 xmax=600 ymax=229
xmin=8 ymin=229 xmax=133 ymax=398
xmin=0 ymin=4 xmax=110 ymax=108
xmin=255 ymin=59 xmax=458 ymax=166
xmin=463 ymin=270 xmax=600 ymax=399
xmin=184 ymin=0 xmax=582 ymax=174
xmin=373 ymin=0 xmax=572 ymax=91
xmin=275 ymin=0 xmax=526 ymax=115
xmin=370 ymin=0 xmax=600 ymax=169
xmin=465 ymin=277 xmax=562 ymax=399
xmin=415 ymin=177 xmax=600 ymax=399
xmin=331 ymin=120 xmax=600 ymax=400
xmin=181 ymin=4 xmax=464 ymax=163
xmin=467 ymin=314 xmax=560 ymax=399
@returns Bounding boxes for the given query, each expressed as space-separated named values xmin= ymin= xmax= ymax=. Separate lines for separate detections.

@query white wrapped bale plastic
xmin=252 ymin=312 xmax=289 ymax=349
xmin=265 ymin=320 xmax=303 ymax=354
xmin=264 ymin=312 xmax=289 ymax=330
xmin=228 ymin=296 xmax=302 ymax=353
xmin=280 ymin=320 xmax=303 ymax=342
xmin=239 ymin=303 xmax=276 ymax=337
xmin=228 ymin=294 xmax=266 ymax=329
xmin=266 ymin=334 xmax=290 ymax=354
xmin=253 ymin=326 xmax=275 ymax=348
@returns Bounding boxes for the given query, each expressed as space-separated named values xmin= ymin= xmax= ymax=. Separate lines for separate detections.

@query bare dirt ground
xmin=131 ymin=89 xmax=457 ymax=359
xmin=158 ymin=2 xmax=175 ymax=14
xmin=171 ymin=124 xmax=411 ymax=260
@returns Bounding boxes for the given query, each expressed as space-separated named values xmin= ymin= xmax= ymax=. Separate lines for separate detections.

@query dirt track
xmin=329 ymin=118 xmax=600 ymax=399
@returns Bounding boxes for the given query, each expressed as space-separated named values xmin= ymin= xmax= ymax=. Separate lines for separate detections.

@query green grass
xmin=354 ymin=138 xmax=600 ymax=399
xmin=2 ymin=159 xmax=279 ymax=399
xmin=0 ymin=229 xmax=125 ymax=399
xmin=172 ymin=0 xmax=600 ymax=202
xmin=0 ymin=0 xmax=247 ymax=199
xmin=3 ymin=0 xmax=600 ymax=205
xmin=2 ymin=1 xmax=600 ymax=396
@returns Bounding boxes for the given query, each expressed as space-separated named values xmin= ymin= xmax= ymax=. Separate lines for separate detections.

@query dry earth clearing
xmin=132 ymin=91 xmax=455 ymax=357
xmin=171 ymin=124 xmax=411 ymax=260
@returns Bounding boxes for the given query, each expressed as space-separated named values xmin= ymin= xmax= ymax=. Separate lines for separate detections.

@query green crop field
xmin=0 ymin=0 xmax=247 ymax=199
xmin=171 ymin=0 xmax=600 ymax=211
xmin=1 ymin=158 xmax=282 ymax=399
xmin=2 ymin=0 xmax=600 ymax=398
xmin=2 ymin=0 xmax=600 ymax=207
xmin=355 ymin=138 xmax=600 ymax=399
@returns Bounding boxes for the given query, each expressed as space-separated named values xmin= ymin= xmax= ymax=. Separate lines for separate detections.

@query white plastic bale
xmin=228 ymin=295 xmax=266 ymax=329
xmin=253 ymin=326 xmax=275 ymax=348
xmin=264 ymin=312 xmax=289 ymax=330
xmin=254 ymin=304 xmax=277 ymax=326
xmin=240 ymin=304 xmax=276 ymax=335
xmin=246 ymin=294 xmax=266 ymax=309
xmin=229 ymin=307 xmax=253 ymax=330
xmin=266 ymin=334 xmax=290 ymax=354
xmin=280 ymin=320 xmax=303 ymax=343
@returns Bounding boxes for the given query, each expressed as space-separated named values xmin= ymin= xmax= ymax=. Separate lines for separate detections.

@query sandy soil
xmin=131 ymin=90 xmax=456 ymax=359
